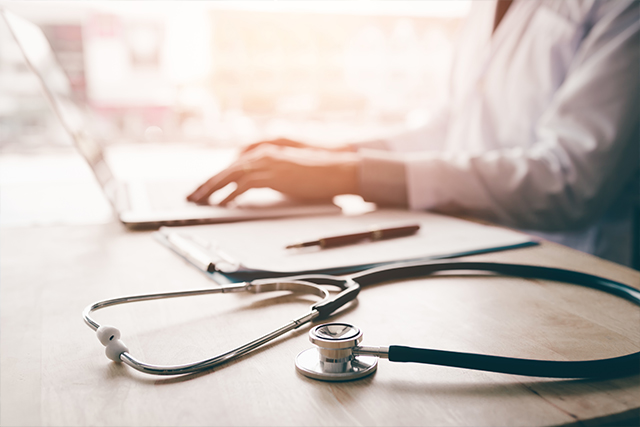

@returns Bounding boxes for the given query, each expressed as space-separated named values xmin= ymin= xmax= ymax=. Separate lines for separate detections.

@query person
xmin=188 ymin=0 xmax=640 ymax=267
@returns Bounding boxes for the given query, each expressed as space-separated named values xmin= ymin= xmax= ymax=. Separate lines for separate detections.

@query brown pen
xmin=285 ymin=224 xmax=421 ymax=249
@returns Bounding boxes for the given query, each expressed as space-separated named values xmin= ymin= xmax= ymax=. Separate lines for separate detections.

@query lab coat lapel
xmin=482 ymin=0 xmax=540 ymax=77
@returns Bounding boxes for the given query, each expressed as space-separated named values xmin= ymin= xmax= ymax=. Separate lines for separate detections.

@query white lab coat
xmin=358 ymin=0 xmax=639 ymax=266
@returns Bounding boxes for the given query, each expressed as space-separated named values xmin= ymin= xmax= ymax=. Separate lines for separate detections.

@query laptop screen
xmin=2 ymin=8 xmax=118 ymax=203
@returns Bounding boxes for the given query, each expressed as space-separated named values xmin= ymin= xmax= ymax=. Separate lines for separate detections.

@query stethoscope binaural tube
xmin=84 ymin=277 xmax=360 ymax=375
xmin=295 ymin=261 xmax=640 ymax=381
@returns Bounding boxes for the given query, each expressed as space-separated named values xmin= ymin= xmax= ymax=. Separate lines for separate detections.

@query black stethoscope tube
xmin=340 ymin=261 xmax=640 ymax=378
xmin=388 ymin=346 xmax=639 ymax=378
xmin=350 ymin=261 xmax=640 ymax=305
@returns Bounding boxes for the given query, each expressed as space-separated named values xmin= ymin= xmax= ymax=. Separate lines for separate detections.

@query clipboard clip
xmin=157 ymin=227 xmax=240 ymax=273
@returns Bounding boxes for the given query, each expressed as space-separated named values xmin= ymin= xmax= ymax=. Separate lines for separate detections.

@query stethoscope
xmin=84 ymin=260 xmax=640 ymax=380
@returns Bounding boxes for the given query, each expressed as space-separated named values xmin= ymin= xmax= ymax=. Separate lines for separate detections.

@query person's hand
xmin=240 ymin=138 xmax=355 ymax=155
xmin=186 ymin=144 xmax=360 ymax=206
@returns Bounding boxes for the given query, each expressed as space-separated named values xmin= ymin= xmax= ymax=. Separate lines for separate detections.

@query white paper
xmin=169 ymin=209 xmax=535 ymax=273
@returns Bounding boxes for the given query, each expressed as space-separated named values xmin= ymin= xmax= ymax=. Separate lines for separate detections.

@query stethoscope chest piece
xmin=295 ymin=323 xmax=377 ymax=381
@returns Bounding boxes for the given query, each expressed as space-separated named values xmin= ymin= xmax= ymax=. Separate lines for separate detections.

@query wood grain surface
xmin=1 ymin=222 xmax=639 ymax=426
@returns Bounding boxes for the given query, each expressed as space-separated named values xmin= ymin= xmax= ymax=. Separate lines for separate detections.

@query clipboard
xmin=153 ymin=209 xmax=539 ymax=283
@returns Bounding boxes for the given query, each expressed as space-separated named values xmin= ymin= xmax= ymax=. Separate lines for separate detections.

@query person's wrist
xmin=331 ymin=144 xmax=357 ymax=153
xmin=335 ymin=155 xmax=360 ymax=195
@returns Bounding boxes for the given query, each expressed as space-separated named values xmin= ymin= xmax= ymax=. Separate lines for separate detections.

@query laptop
xmin=1 ymin=8 xmax=341 ymax=229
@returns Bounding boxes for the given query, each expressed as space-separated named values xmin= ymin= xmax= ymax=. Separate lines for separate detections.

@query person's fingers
xmin=187 ymin=153 xmax=272 ymax=203
xmin=239 ymin=138 xmax=304 ymax=154
xmin=218 ymin=171 xmax=271 ymax=206
xmin=186 ymin=173 xmax=227 ymax=203
xmin=186 ymin=175 xmax=218 ymax=201
xmin=239 ymin=141 xmax=266 ymax=154
xmin=186 ymin=166 xmax=245 ymax=203
xmin=188 ymin=146 xmax=358 ymax=205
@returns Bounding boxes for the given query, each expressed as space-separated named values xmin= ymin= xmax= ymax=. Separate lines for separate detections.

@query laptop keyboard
xmin=144 ymin=181 xmax=203 ymax=211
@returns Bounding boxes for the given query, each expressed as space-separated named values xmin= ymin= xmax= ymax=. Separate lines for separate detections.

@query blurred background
xmin=0 ymin=1 xmax=469 ymax=150
xmin=0 ymin=1 xmax=469 ymax=226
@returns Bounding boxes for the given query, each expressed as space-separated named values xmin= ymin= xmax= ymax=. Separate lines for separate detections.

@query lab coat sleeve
xmin=383 ymin=107 xmax=451 ymax=153
xmin=351 ymin=107 xmax=451 ymax=153
xmin=360 ymin=0 xmax=639 ymax=230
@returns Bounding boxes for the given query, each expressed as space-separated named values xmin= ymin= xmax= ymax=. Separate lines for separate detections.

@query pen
xmin=285 ymin=224 xmax=421 ymax=249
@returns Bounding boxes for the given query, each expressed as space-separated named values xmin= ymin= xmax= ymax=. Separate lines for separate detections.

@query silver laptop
xmin=2 ymin=8 xmax=340 ymax=229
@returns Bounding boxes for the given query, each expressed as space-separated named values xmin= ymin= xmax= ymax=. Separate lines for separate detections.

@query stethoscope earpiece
xmin=96 ymin=325 xmax=129 ymax=362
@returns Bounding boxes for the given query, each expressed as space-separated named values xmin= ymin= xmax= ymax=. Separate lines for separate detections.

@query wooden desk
xmin=1 ymin=221 xmax=639 ymax=426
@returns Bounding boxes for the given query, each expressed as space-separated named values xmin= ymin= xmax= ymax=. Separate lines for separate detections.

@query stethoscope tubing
xmin=83 ymin=279 xmax=334 ymax=375
xmin=387 ymin=346 xmax=640 ymax=378
xmin=349 ymin=261 xmax=640 ymax=305
xmin=121 ymin=311 xmax=319 ymax=376
xmin=346 ymin=261 xmax=640 ymax=378
xmin=84 ymin=260 xmax=640 ymax=378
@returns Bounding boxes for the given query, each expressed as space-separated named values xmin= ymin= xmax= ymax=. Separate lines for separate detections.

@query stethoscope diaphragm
xmin=295 ymin=323 xmax=378 ymax=381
